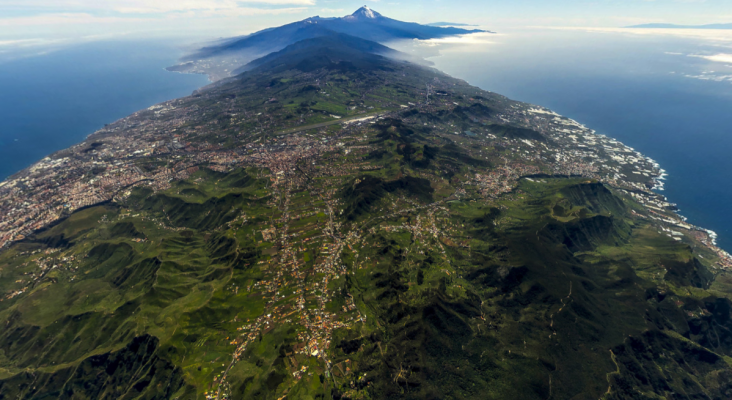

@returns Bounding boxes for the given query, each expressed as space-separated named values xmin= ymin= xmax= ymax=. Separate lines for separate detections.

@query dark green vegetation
xmin=235 ymin=34 xmax=418 ymax=76
xmin=340 ymin=178 xmax=732 ymax=399
xmin=2 ymin=32 xmax=732 ymax=400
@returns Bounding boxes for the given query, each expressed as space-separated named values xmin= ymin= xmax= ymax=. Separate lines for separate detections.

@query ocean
xmin=0 ymin=40 xmax=209 ymax=181
xmin=2 ymin=32 xmax=731 ymax=251
xmin=391 ymin=28 xmax=732 ymax=251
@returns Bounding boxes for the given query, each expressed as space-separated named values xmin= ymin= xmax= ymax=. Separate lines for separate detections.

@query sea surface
xmin=2 ymin=32 xmax=732 ymax=252
xmin=0 ymin=40 xmax=209 ymax=180
xmin=392 ymin=29 xmax=732 ymax=251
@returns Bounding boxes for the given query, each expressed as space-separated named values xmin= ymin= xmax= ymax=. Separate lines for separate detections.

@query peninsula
xmin=1 ymin=8 xmax=732 ymax=400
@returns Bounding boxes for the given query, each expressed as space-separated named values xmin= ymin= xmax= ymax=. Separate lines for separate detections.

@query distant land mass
xmin=167 ymin=6 xmax=488 ymax=81
xmin=628 ymin=22 xmax=732 ymax=29
xmin=3 ymin=7 xmax=732 ymax=400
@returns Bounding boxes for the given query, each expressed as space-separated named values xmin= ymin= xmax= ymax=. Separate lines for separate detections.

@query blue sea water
xmin=0 ymin=40 xmax=208 ymax=180
xmin=396 ymin=29 xmax=732 ymax=250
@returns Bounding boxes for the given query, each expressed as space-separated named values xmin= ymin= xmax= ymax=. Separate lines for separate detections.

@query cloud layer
xmin=1 ymin=0 xmax=315 ymax=14
xmin=695 ymin=53 xmax=732 ymax=63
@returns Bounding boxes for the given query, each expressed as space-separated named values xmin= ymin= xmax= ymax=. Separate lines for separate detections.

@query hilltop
xmin=1 ymin=30 xmax=732 ymax=400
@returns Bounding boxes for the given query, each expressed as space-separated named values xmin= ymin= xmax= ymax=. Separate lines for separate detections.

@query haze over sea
xmin=2 ymin=29 xmax=732 ymax=250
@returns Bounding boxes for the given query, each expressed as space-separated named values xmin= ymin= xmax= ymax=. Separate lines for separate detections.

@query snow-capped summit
xmin=180 ymin=5 xmax=487 ymax=72
xmin=350 ymin=6 xmax=382 ymax=19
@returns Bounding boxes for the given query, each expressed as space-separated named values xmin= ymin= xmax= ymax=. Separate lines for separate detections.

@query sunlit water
xmin=0 ymin=40 xmax=209 ymax=180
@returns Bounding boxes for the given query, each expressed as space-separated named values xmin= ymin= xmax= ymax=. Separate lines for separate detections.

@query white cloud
xmin=544 ymin=26 xmax=732 ymax=43
xmin=418 ymin=32 xmax=497 ymax=46
xmin=112 ymin=0 xmax=315 ymax=14
xmin=0 ymin=0 xmax=315 ymax=14
xmin=684 ymin=73 xmax=732 ymax=83
xmin=0 ymin=6 xmax=313 ymax=47
xmin=0 ymin=38 xmax=49 ymax=46
xmin=320 ymin=8 xmax=345 ymax=14
xmin=0 ymin=4 xmax=311 ymax=31
xmin=0 ymin=0 xmax=315 ymax=38
xmin=220 ymin=6 xmax=310 ymax=16
xmin=691 ymin=53 xmax=732 ymax=63
xmin=0 ymin=13 xmax=142 ymax=27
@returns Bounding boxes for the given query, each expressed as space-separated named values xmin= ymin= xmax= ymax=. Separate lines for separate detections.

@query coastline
xmin=0 ymin=57 xmax=730 ymax=271
xmin=0 ymin=41 xmax=209 ymax=182
xmin=519 ymin=106 xmax=732 ymax=264
xmin=418 ymin=49 xmax=728 ymax=256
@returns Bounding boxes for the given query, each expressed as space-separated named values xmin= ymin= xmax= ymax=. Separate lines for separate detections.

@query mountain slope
xmin=191 ymin=7 xmax=484 ymax=60
xmin=2 ymin=26 xmax=732 ymax=400
xmin=168 ymin=6 xmax=487 ymax=81
xmin=233 ymin=33 xmax=425 ymax=75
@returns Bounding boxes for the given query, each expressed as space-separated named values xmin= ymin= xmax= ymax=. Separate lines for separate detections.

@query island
xmin=1 ymin=8 xmax=732 ymax=400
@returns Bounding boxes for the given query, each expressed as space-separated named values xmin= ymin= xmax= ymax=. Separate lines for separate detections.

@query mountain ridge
xmin=232 ymin=32 xmax=432 ymax=76
xmin=167 ymin=6 xmax=488 ymax=81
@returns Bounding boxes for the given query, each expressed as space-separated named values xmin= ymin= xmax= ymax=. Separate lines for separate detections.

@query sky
xmin=1 ymin=0 xmax=732 ymax=51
